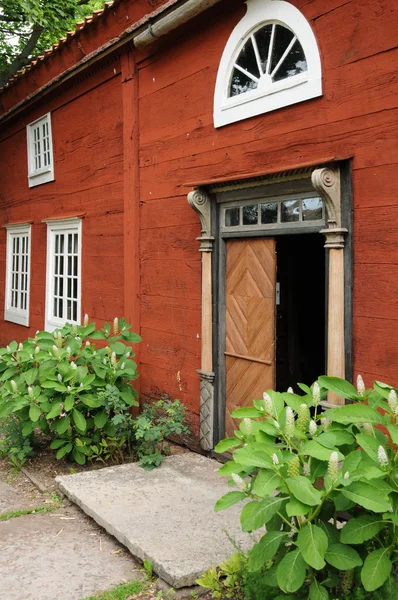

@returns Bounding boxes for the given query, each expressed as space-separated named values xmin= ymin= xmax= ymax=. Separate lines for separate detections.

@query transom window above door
xmin=214 ymin=0 xmax=322 ymax=127
xmin=221 ymin=195 xmax=324 ymax=232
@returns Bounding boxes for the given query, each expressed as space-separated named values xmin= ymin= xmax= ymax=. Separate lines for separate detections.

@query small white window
xmin=214 ymin=0 xmax=322 ymax=127
xmin=4 ymin=224 xmax=31 ymax=326
xmin=44 ymin=218 xmax=82 ymax=332
xmin=27 ymin=113 xmax=54 ymax=187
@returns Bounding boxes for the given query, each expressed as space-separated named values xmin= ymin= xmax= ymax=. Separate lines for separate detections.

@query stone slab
xmin=56 ymin=454 xmax=252 ymax=589
xmin=0 ymin=505 xmax=140 ymax=600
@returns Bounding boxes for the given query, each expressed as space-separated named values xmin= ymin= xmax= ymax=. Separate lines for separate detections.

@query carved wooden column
xmin=312 ymin=167 xmax=348 ymax=405
xmin=187 ymin=188 xmax=215 ymax=450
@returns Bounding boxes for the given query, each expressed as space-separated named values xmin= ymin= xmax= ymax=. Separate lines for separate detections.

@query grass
xmin=0 ymin=502 xmax=60 ymax=521
xmin=0 ymin=493 xmax=62 ymax=521
xmin=80 ymin=580 xmax=145 ymax=600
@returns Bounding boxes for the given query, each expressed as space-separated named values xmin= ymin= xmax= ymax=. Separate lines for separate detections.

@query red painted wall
xmin=0 ymin=0 xmax=397 ymax=440
xmin=0 ymin=60 xmax=124 ymax=339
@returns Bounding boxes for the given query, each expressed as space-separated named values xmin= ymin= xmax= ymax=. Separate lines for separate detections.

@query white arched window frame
xmin=214 ymin=0 xmax=322 ymax=128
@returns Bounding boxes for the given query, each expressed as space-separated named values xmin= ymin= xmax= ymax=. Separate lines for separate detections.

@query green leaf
xmin=56 ymin=443 xmax=73 ymax=460
xmin=341 ymin=482 xmax=392 ymax=513
xmin=46 ymin=402 xmax=62 ymax=419
xmin=343 ymin=451 xmax=362 ymax=475
xmin=361 ymin=548 xmax=392 ymax=592
xmin=72 ymin=409 xmax=87 ymax=432
xmin=248 ymin=531 xmax=286 ymax=571
xmin=214 ymin=491 xmax=246 ymax=512
xmin=296 ymin=524 xmax=328 ymax=570
xmin=81 ymin=374 xmax=96 ymax=387
xmin=340 ymin=515 xmax=385 ymax=544
xmin=218 ymin=461 xmax=244 ymax=476
xmin=214 ymin=437 xmax=243 ymax=453
xmin=231 ymin=407 xmax=263 ymax=418
xmin=301 ymin=440 xmax=343 ymax=462
xmin=233 ymin=443 xmax=273 ymax=469
xmin=240 ymin=497 xmax=287 ymax=532
xmin=281 ymin=392 xmax=310 ymax=412
xmin=22 ymin=421 xmax=35 ymax=436
xmin=286 ymin=477 xmax=323 ymax=506
xmin=356 ymin=433 xmax=386 ymax=463
xmin=72 ymin=448 xmax=86 ymax=465
xmin=276 ymin=550 xmax=306 ymax=594
xmin=252 ymin=470 xmax=281 ymax=498
xmin=386 ymin=424 xmax=398 ymax=445
xmin=29 ymin=404 xmax=41 ymax=422
xmin=325 ymin=543 xmax=363 ymax=570
xmin=80 ymin=395 xmax=101 ymax=409
xmin=64 ymin=395 xmax=75 ymax=411
xmin=50 ymin=439 xmax=68 ymax=450
xmin=318 ymin=521 xmax=340 ymax=545
xmin=0 ymin=366 xmax=18 ymax=381
xmin=309 ymin=581 xmax=329 ymax=600
xmin=119 ymin=391 xmax=139 ymax=407
xmin=52 ymin=416 xmax=70 ymax=435
xmin=318 ymin=376 xmax=358 ymax=399
xmin=23 ymin=368 xmax=38 ymax=385
xmin=109 ymin=341 xmax=127 ymax=355
xmin=286 ymin=497 xmax=311 ymax=517
xmin=94 ymin=410 xmax=107 ymax=429
xmin=323 ymin=404 xmax=384 ymax=425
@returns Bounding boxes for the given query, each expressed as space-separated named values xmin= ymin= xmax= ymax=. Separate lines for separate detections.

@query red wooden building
xmin=0 ymin=0 xmax=397 ymax=450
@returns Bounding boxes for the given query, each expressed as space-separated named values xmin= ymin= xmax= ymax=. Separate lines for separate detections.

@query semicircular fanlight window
xmin=229 ymin=23 xmax=308 ymax=98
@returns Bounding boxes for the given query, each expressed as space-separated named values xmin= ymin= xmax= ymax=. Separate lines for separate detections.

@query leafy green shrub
xmin=212 ymin=376 xmax=398 ymax=599
xmin=0 ymin=317 xmax=141 ymax=464
xmin=133 ymin=397 xmax=190 ymax=470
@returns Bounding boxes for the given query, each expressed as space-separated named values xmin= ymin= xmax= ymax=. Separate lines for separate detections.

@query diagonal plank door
xmin=225 ymin=238 xmax=276 ymax=437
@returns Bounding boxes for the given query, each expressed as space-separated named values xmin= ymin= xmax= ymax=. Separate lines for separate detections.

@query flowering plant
xmin=0 ymin=317 xmax=140 ymax=464
xmin=213 ymin=376 xmax=398 ymax=599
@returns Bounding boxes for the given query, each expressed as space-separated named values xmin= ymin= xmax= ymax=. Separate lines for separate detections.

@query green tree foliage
xmin=0 ymin=0 xmax=106 ymax=87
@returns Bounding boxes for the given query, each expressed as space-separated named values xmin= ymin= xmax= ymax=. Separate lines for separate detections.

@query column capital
xmin=320 ymin=227 xmax=348 ymax=249
xmin=311 ymin=167 xmax=341 ymax=228
xmin=187 ymin=188 xmax=214 ymax=252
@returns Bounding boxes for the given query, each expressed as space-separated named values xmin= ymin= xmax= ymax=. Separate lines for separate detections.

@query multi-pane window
xmin=27 ymin=113 xmax=54 ymax=187
xmin=4 ymin=224 xmax=31 ymax=326
xmin=222 ymin=195 xmax=324 ymax=232
xmin=45 ymin=218 xmax=81 ymax=332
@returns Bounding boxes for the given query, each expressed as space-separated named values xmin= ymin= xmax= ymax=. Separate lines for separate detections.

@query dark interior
xmin=276 ymin=234 xmax=326 ymax=393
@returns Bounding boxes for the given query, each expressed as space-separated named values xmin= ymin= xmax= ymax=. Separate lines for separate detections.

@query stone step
xmin=56 ymin=453 xmax=252 ymax=589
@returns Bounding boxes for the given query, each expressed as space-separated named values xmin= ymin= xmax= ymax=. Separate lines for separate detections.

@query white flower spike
xmin=357 ymin=374 xmax=365 ymax=397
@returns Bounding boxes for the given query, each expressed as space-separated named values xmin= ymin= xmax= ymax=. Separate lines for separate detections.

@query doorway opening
xmin=275 ymin=233 xmax=326 ymax=393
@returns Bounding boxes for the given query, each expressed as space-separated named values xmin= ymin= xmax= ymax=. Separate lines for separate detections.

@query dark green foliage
xmin=200 ymin=377 xmax=398 ymax=600
xmin=0 ymin=317 xmax=140 ymax=464
xmin=0 ymin=0 xmax=106 ymax=86
xmin=133 ymin=398 xmax=190 ymax=470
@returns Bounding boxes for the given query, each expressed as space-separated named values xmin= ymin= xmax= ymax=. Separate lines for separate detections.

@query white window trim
xmin=27 ymin=112 xmax=54 ymax=187
xmin=4 ymin=223 xmax=32 ymax=327
xmin=44 ymin=217 xmax=82 ymax=332
xmin=214 ymin=0 xmax=322 ymax=128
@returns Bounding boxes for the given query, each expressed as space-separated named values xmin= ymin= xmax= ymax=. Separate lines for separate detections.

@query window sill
xmin=4 ymin=311 xmax=29 ymax=327
xmin=28 ymin=169 xmax=54 ymax=188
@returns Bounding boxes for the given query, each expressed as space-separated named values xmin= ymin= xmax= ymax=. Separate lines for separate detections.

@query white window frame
xmin=4 ymin=223 xmax=32 ymax=327
xmin=26 ymin=112 xmax=54 ymax=187
xmin=214 ymin=0 xmax=322 ymax=128
xmin=44 ymin=217 xmax=82 ymax=332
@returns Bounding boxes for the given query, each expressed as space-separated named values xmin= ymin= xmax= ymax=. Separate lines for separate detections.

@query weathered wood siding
xmin=0 ymin=61 xmax=124 ymax=339
xmin=0 ymin=0 xmax=397 ymax=439
xmin=136 ymin=0 xmax=398 ymax=419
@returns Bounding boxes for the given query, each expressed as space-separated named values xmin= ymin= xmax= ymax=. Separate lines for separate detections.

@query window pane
xmin=281 ymin=199 xmax=300 ymax=222
xmin=273 ymin=40 xmax=307 ymax=82
xmin=229 ymin=68 xmax=258 ymax=97
xmin=302 ymin=197 xmax=323 ymax=221
xmin=225 ymin=207 xmax=240 ymax=227
xmin=271 ymin=25 xmax=295 ymax=74
xmin=254 ymin=25 xmax=273 ymax=74
xmin=243 ymin=205 xmax=258 ymax=225
xmin=73 ymin=234 xmax=78 ymax=254
xmin=67 ymin=300 xmax=71 ymax=320
xmin=67 ymin=278 xmax=72 ymax=298
xmin=261 ymin=203 xmax=278 ymax=224
xmin=73 ymin=278 xmax=78 ymax=299
xmin=68 ymin=234 xmax=72 ymax=254
xmin=236 ymin=37 xmax=260 ymax=79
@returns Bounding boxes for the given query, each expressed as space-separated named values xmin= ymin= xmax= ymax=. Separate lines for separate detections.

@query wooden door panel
xmin=225 ymin=238 xmax=276 ymax=437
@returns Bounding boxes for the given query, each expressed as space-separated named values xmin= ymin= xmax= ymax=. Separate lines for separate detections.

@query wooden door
xmin=225 ymin=238 xmax=276 ymax=437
